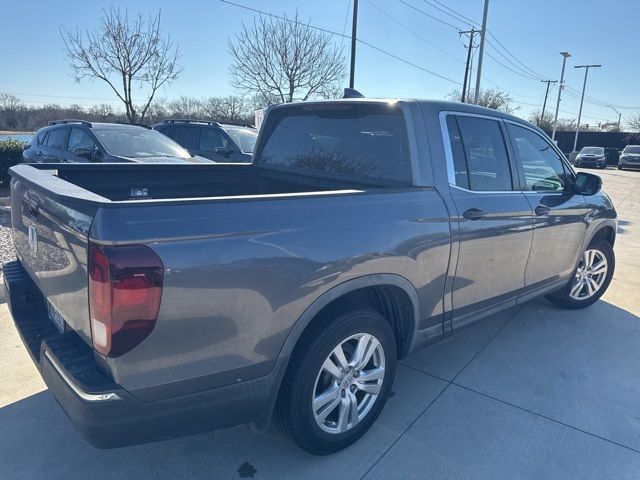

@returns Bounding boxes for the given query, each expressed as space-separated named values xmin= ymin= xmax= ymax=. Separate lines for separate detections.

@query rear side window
xmin=447 ymin=115 xmax=512 ymax=191
xmin=172 ymin=125 xmax=199 ymax=149
xmin=45 ymin=128 xmax=69 ymax=150
xmin=255 ymin=104 xmax=412 ymax=183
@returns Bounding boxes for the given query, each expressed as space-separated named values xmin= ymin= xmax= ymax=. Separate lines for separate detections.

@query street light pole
xmin=573 ymin=64 xmax=602 ymax=152
xmin=349 ymin=0 xmax=359 ymax=89
xmin=551 ymin=51 xmax=571 ymax=141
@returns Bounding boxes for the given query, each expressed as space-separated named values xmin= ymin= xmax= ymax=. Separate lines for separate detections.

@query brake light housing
xmin=88 ymin=242 xmax=163 ymax=357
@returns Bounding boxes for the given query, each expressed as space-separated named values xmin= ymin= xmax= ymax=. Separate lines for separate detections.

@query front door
xmin=444 ymin=114 xmax=534 ymax=326
xmin=505 ymin=122 xmax=589 ymax=286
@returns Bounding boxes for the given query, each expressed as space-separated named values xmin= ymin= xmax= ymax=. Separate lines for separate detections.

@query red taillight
xmin=88 ymin=242 xmax=163 ymax=357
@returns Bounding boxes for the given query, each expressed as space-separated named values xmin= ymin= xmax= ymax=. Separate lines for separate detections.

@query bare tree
xmin=528 ymin=110 xmax=554 ymax=130
xmin=625 ymin=112 xmax=640 ymax=132
xmin=449 ymin=88 xmax=518 ymax=114
xmin=228 ymin=12 xmax=346 ymax=104
xmin=167 ymin=96 xmax=202 ymax=119
xmin=60 ymin=7 xmax=181 ymax=123
xmin=0 ymin=93 xmax=22 ymax=111
xmin=200 ymin=96 xmax=254 ymax=124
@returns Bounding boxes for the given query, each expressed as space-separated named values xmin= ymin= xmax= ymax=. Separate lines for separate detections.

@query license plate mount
xmin=47 ymin=301 xmax=66 ymax=334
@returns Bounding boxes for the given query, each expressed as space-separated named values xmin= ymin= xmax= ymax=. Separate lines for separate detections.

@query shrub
xmin=0 ymin=139 xmax=24 ymax=185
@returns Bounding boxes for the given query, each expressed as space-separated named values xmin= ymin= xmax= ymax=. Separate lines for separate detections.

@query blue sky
xmin=2 ymin=0 xmax=639 ymax=126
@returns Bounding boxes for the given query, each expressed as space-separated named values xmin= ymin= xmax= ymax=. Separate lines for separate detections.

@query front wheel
xmin=275 ymin=307 xmax=397 ymax=455
xmin=546 ymin=239 xmax=614 ymax=309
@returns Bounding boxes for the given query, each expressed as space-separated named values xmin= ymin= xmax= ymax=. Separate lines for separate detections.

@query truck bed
xmin=20 ymin=163 xmax=372 ymax=201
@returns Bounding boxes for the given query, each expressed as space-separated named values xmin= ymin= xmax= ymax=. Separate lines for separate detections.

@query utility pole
xmin=349 ymin=0 xmax=359 ymax=89
xmin=607 ymin=105 xmax=621 ymax=130
xmin=539 ymin=79 xmax=557 ymax=126
xmin=551 ymin=51 xmax=571 ymax=141
xmin=473 ymin=0 xmax=489 ymax=104
xmin=573 ymin=64 xmax=602 ymax=152
xmin=460 ymin=28 xmax=476 ymax=103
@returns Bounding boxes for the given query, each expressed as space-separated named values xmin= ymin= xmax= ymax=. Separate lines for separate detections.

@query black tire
xmin=275 ymin=306 xmax=397 ymax=455
xmin=618 ymin=165 xmax=623 ymax=170
xmin=546 ymin=238 xmax=615 ymax=309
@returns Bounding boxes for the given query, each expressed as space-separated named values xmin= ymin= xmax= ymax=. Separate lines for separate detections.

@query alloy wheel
xmin=312 ymin=333 xmax=385 ymax=434
xmin=569 ymin=248 xmax=608 ymax=300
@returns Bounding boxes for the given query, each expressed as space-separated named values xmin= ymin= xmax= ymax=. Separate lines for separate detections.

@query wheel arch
xmin=584 ymin=220 xmax=617 ymax=250
xmin=252 ymin=274 xmax=420 ymax=431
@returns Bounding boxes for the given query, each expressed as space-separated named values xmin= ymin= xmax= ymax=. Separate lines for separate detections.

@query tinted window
xmin=224 ymin=127 xmax=258 ymax=153
xmin=37 ymin=131 xmax=48 ymax=145
xmin=67 ymin=128 xmax=95 ymax=151
xmin=93 ymin=128 xmax=191 ymax=159
xmin=624 ymin=146 xmax=640 ymax=154
xmin=172 ymin=125 xmax=199 ymax=149
xmin=45 ymin=128 xmax=69 ymax=150
xmin=446 ymin=116 xmax=469 ymax=189
xmin=255 ymin=104 xmax=412 ymax=183
xmin=200 ymin=128 xmax=227 ymax=151
xmin=454 ymin=116 xmax=512 ymax=191
xmin=508 ymin=124 xmax=566 ymax=192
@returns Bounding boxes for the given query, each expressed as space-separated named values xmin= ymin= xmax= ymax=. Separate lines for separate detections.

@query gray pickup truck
xmin=5 ymin=99 xmax=617 ymax=455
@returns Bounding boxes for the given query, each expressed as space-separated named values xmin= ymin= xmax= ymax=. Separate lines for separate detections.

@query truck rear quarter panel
xmin=93 ymin=190 xmax=451 ymax=400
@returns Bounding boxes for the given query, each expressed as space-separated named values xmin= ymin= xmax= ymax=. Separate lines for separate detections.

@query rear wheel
xmin=546 ymin=238 xmax=614 ymax=309
xmin=275 ymin=307 xmax=397 ymax=455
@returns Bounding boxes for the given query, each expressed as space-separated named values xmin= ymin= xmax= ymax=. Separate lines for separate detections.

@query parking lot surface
xmin=1 ymin=167 xmax=639 ymax=479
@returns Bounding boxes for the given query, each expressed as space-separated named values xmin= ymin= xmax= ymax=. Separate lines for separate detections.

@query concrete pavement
xmin=1 ymin=167 xmax=640 ymax=479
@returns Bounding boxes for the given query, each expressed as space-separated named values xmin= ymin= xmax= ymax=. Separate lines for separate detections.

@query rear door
xmin=505 ymin=122 xmax=588 ymax=285
xmin=442 ymin=113 xmax=534 ymax=326
xmin=171 ymin=125 xmax=201 ymax=157
xmin=42 ymin=127 xmax=69 ymax=162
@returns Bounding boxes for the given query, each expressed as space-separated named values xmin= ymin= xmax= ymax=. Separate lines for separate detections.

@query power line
xmin=397 ymin=0 xmax=462 ymax=30
xmin=428 ymin=0 xmax=481 ymax=27
xmin=486 ymin=30 xmax=548 ymax=79
xmin=483 ymin=44 xmax=542 ymax=81
xmin=418 ymin=0 xmax=475 ymax=27
xmin=367 ymin=0 xmax=464 ymax=64
xmin=220 ymin=0 xmax=461 ymax=85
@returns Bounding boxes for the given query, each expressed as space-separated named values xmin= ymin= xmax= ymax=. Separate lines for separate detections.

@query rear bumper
xmin=4 ymin=260 xmax=272 ymax=448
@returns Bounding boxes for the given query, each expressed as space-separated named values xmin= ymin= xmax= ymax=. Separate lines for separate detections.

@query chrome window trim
xmin=439 ymin=110 xmax=518 ymax=194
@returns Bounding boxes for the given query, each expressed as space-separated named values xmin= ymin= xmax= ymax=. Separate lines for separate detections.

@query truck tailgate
xmin=10 ymin=166 xmax=103 ymax=344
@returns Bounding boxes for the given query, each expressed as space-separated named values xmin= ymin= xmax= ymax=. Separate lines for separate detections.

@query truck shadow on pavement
xmin=2 ymin=298 xmax=640 ymax=479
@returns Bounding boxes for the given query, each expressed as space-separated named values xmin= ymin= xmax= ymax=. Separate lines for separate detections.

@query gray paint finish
xmin=7 ymin=98 xmax=618 ymax=441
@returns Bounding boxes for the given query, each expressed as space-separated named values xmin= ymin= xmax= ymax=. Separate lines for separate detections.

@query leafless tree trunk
xmin=625 ymin=113 xmax=640 ymax=132
xmin=228 ymin=12 xmax=346 ymax=104
xmin=60 ymin=7 xmax=181 ymax=123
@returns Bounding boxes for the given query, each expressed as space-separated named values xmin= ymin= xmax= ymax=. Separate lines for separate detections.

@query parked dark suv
xmin=153 ymin=119 xmax=258 ymax=162
xmin=22 ymin=120 xmax=210 ymax=164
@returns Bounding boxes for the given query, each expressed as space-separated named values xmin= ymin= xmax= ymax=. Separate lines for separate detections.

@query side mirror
xmin=214 ymin=147 xmax=232 ymax=157
xmin=73 ymin=147 xmax=93 ymax=159
xmin=573 ymin=172 xmax=602 ymax=195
